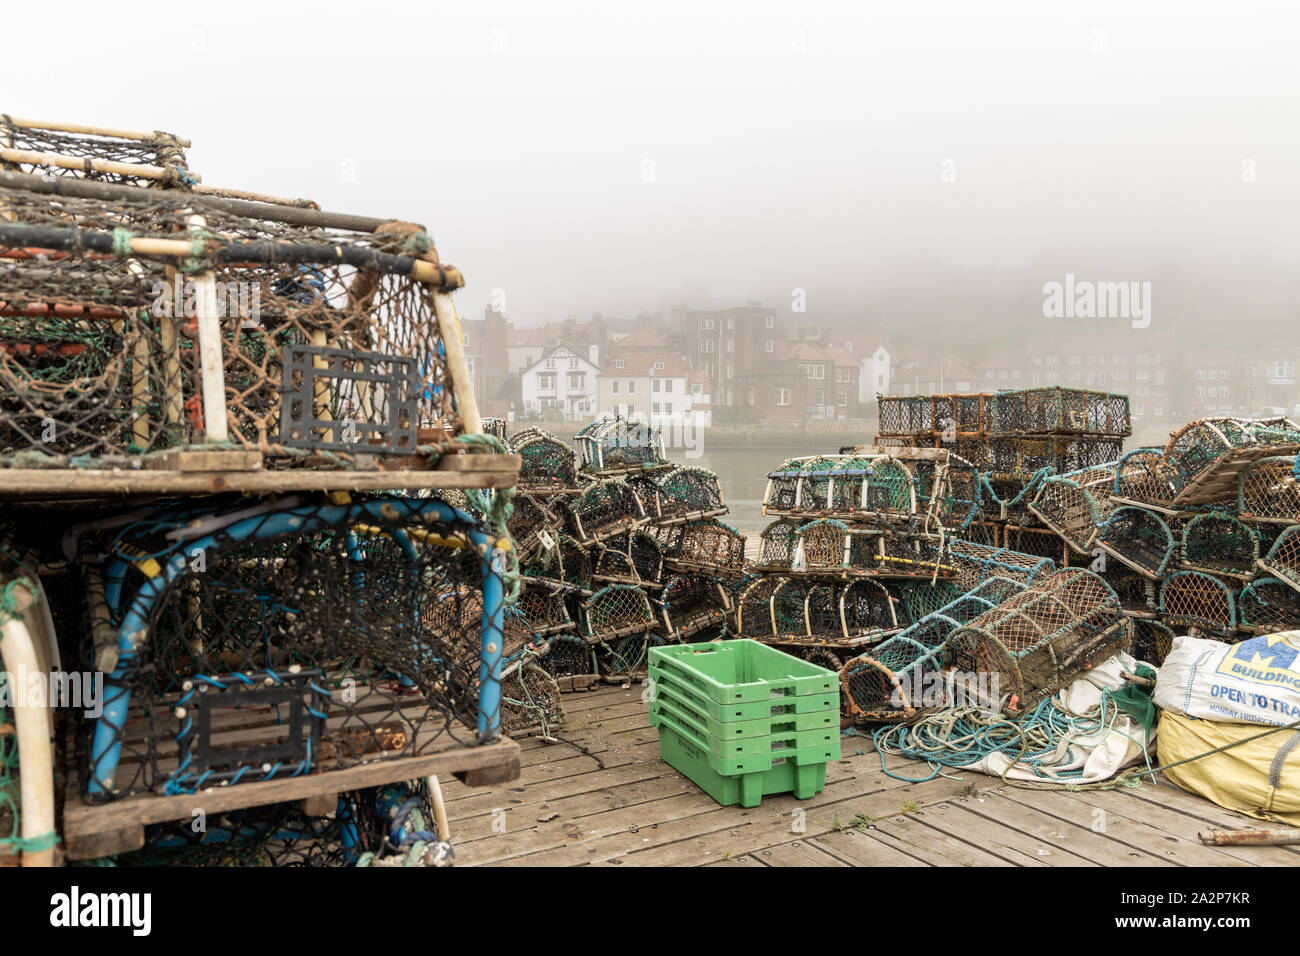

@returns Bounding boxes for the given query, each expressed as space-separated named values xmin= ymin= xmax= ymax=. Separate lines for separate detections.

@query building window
xmin=776 ymin=387 xmax=790 ymax=406
xmin=836 ymin=387 xmax=848 ymax=406
xmin=814 ymin=389 xmax=825 ymax=406
xmin=1153 ymin=403 xmax=1164 ymax=416
xmin=612 ymin=381 xmax=619 ymax=394
xmin=654 ymin=361 xmax=665 ymax=370
xmin=664 ymin=380 xmax=674 ymax=393
xmin=537 ymin=373 xmax=555 ymax=390
xmin=628 ymin=381 xmax=635 ymax=393
xmin=664 ymin=402 xmax=673 ymax=415
xmin=726 ymin=338 xmax=734 ymax=352
xmin=765 ymin=316 xmax=774 ymax=328
xmin=766 ymin=340 xmax=774 ymax=352
xmin=653 ymin=379 xmax=661 ymax=393
xmin=614 ymin=359 xmax=625 ymax=369
xmin=701 ymin=341 xmax=714 ymax=354
xmin=568 ymin=373 xmax=585 ymax=389
xmin=570 ymin=358 xmax=579 ymax=368
xmin=692 ymin=383 xmax=703 ymax=395
xmin=727 ymin=317 xmax=734 ymax=330
xmin=726 ymin=362 xmax=734 ymax=379
xmin=652 ymin=402 xmax=661 ymax=414
xmin=701 ymin=319 xmax=714 ymax=330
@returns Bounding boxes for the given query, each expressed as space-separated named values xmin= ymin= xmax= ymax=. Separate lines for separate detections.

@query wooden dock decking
xmin=442 ymin=683 xmax=1300 ymax=867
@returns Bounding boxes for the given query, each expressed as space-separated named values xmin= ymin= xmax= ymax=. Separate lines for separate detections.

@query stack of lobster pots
xmin=487 ymin=419 xmax=747 ymax=699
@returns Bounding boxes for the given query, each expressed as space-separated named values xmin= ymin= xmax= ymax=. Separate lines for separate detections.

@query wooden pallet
xmin=1174 ymin=445 xmax=1300 ymax=506
xmin=62 ymin=728 xmax=519 ymax=861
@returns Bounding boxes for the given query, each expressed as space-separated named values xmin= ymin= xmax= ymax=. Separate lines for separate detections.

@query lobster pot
xmin=580 ymin=583 xmax=658 ymax=644
xmin=1002 ymin=524 xmax=1067 ymax=564
xmin=991 ymin=387 xmax=1130 ymax=437
xmin=734 ymin=576 xmax=786 ymax=638
xmin=664 ymin=519 xmax=746 ymax=577
xmin=829 ymin=458 xmax=871 ymax=512
xmin=862 ymin=457 xmax=916 ymax=519
xmin=840 ymin=636 xmax=940 ymax=723
xmin=598 ymin=632 xmax=664 ymax=681
xmin=506 ymin=493 xmax=565 ymax=564
xmin=946 ymin=539 xmax=1056 ymax=592
xmin=841 ymin=578 xmax=898 ymax=633
xmin=1258 ymin=524 xmax=1300 ymax=594
xmin=763 ymin=459 xmax=805 ymax=513
xmin=1238 ymin=577 xmax=1300 ymax=635
xmin=757 ymin=519 xmax=800 ymax=571
xmin=978 ymin=474 xmax=1043 ymax=524
xmin=803 ymin=583 xmax=846 ymax=638
xmin=942 ymin=569 xmax=1130 ymax=714
xmin=877 ymin=395 xmax=935 ymax=437
xmin=514 ymin=429 xmax=579 ymax=494
xmin=1096 ymin=506 xmax=1176 ymax=580
xmin=646 ymin=466 xmax=727 ymax=524
xmin=799 ymin=457 xmax=839 ymax=512
xmin=568 ymin=482 xmax=646 ymax=544
xmin=1112 ymin=449 xmax=1180 ymax=506
xmin=0 ymin=119 xmax=191 ymax=187
xmin=1129 ymin=618 xmax=1178 ymax=665
xmin=990 ymin=435 xmax=1123 ymax=480
xmin=0 ymin=183 xmax=467 ymax=466
xmin=795 ymin=519 xmax=850 ymax=572
xmin=770 ymin=579 xmax=811 ymax=636
xmin=499 ymin=662 xmax=564 ymax=738
xmin=1165 ymin=417 xmax=1300 ymax=491
xmin=575 ymin=417 xmax=666 ymax=475
xmin=540 ymin=633 xmax=598 ymax=680
xmin=1180 ymin=513 xmax=1259 ymax=579
xmin=1237 ymin=456 xmax=1300 ymax=524
xmin=593 ymin=537 xmax=642 ymax=587
xmin=659 ymin=574 xmax=730 ymax=641
xmin=511 ymin=583 xmax=574 ymax=636
xmin=521 ymin=533 xmax=594 ymax=593
xmin=78 ymin=495 xmax=503 ymax=801
xmin=900 ymin=575 xmax=1032 ymax=649
xmin=1158 ymin=570 xmax=1237 ymax=636
xmin=1029 ymin=477 xmax=1104 ymax=555
xmin=878 ymin=531 xmax=955 ymax=579
xmin=892 ymin=580 xmax=964 ymax=625
xmin=1097 ymin=564 xmax=1156 ymax=613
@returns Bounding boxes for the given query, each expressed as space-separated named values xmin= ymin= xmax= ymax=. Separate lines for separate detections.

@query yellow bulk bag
xmin=1158 ymin=710 xmax=1300 ymax=825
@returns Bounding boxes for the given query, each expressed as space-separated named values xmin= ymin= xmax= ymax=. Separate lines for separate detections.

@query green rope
xmin=110 ymin=227 xmax=134 ymax=258
xmin=452 ymin=434 xmax=521 ymax=602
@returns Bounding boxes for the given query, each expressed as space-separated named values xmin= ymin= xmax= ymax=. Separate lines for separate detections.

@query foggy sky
xmin=5 ymin=0 xmax=1298 ymax=349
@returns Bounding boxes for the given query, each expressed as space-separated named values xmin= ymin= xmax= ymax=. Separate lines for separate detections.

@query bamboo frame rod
xmin=0 ymin=148 xmax=200 ymax=183
xmin=0 ymin=169 xmax=409 ymax=234
xmin=435 ymin=291 xmax=482 ymax=435
xmin=0 ymin=116 xmax=191 ymax=148
xmin=0 ymin=221 xmax=463 ymax=289
xmin=191 ymin=183 xmax=318 ymax=208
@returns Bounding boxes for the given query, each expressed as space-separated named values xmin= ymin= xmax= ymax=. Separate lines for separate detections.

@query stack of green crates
xmin=648 ymin=640 xmax=842 ymax=808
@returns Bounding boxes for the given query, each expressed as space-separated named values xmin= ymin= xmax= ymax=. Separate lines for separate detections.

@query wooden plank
xmin=994 ymin=789 xmax=1246 ymax=867
xmin=145 ymin=449 xmax=262 ymax=472
xmin=1122 ymin=778 xmax=1300 ymax=857
xmin=436 ymin=454 xmax=523 ymax=473
xmin=754 ymin=839 xmax=850 ymax=867
xmin=1003 ymin=785 xmax=1258 ymax=868
xmin=809 ymin=828 xmax=929 ymax=866
xmin=860 ymin=814 xmax=1016 ymax=867
xmin=0 ymin=467 xmax=519 ymax=498
xmin=63 ymin=736 xmax=519 ymax=861
xmin=902 ymin=798 xmax=1104 ymax=866
xmin=704 ymin=853 xmax=766 ymax=867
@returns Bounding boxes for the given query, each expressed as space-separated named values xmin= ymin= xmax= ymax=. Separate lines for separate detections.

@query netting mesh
xmin=568 ymin=481 xmax=646 ymax=543
xmin=513 ymin=429 xmax=579 ymax=493
xmin=575 ymin=417 xmax=666 ymax=475
xmin=0 ymin=121 xmax=191 ymax=187
xmin=1111 ymin=449 xmax=1180 ymax=505
xmin=1238 ymin=577 xmax=1300 ymax=635
xmin=1165 ymin=417 xmax=1300 ymax=490
xmin=0 ymin=185 xmax=463 ymax=466
xmin=1238 ymin=456 xmax=1300 ymax=524
xmin=662 ymin=519 xmax=746 ymax=577
xmin=581 ymin=584 xmax=657 ymax=642
xmin=1029 ymin=477 xmax=1103 ymax=555
xmin=659 ymin=574 xmax=729 ymax=640
xmin=942 ymin=568 xmax=1129 ymax=714
xmin=735 ymin=576 xmax=785 ymax=638
xmin=1180 ymin=512 xmax=1259 ymax=578
xmin=1158 ymin=570 xmax=1237 ymax=636
xmin=1096 ymin=506 xmax=1176 ymax=579
xmin=644 ymin=466 xmax=726 ymax=523
xmin=1258 ymin=525 xmax=1300 ymax=595
xmin=757 ymin=518 xmax=800 ymax=570
xmin=990 ymin=388 xmax=1131 ymax=437
xmin=75 ymin=495 xmax=500 ymax=801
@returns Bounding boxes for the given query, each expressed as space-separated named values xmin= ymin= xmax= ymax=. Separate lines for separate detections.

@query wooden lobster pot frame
xmin=734 ymin=575 xmax=786 ymax=638
xmin=1110 ymin=448 xmax=1181 ymax=509
xmin=580 ymin=583 xmax=658 ymax=645
xmin=877 ymin=392 xmax=995 ymax=440
xmin=598 ymin=632 xmax=665 ymax=683
xmin=1164 ymin=417 xmax=1300 ymax=506
xmin=513 ymin=429 xmax=581 ymax=496
xmin=839 ymin=636 xmax=941 ymax=723
xmin=633 ymin=466 xmax=728 ymax=526
xmin=944 ymin=539 xmax=1056 ymax=592
xmin=1237 ymin=455 xmax=1300 ymax=525
xmin=567 ymin=481 xmax=648 ymax=545
xmin=989 ymin=435 xmax=1123 ymax=482
xmin=755 ymin=518 xmax=800 ymax=572
xmin=1179 ymin=512 xmax=1260 ymax=581
xmin=990 ymin=387 xmax=1131 ymax=438
xmin=1258 ymin=524 xmax=1300 ymax=596
xmin=520 ymin=533 xmax=595 ymax=596
xmin=1158 ymin=570 xmax=1238 ymax=637
xmin=1096 ymin=506 xmax=1177 ymax=581
xmin=658 ymin=574 xmax=731 ymax=641
xmin=761 ymin=453 xmax=918 ymax=522
xmin=591 ymin=532 xmax=662 ymax=589
xmin=505 ymin=492 xmax=565 ymax=564
xmin=0 ymin=175 xmax=480 ymax=474
xmin=538 ymin=633 xmax=599 ymax=683
xmin=510 ymin=582 xmax=575 ymax=637
xmin=574 ymin=417 xmax=669 ymax=478
xmin=1129 ymin=618 xmax=1179 ymax=666
xmin=1238 ymin=577 xmax=1300 ymax=636
xmin=660 ymin=518 xmax=747 ymax=578
xmin=942 ymin=568 xmax=1130 ymax=715
xmin=1028 ymin=475 xmax=1107 ymax=555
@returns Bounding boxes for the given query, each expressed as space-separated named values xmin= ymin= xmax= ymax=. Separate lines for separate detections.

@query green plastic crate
xmin=654 ymin=710 xmax=831 ymax=808
xmin=649 ymin=665 xmax=839 ymax=722
xmin=649 ymin=640 xmax=838 ymax=703
xmin=650 ymin=680 xmax=837 ymax=741
xmin=650 ymin=706 xmax=841 ymax=775
xmin=651 ymin=697 xmax=838 ymax=757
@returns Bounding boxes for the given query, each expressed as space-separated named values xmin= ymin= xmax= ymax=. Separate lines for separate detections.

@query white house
xmin=520 ymin=344 xmax=600 ymax=421
xmin=860 ymin=345 xmax=891 ymax=404
xmin=596 ymin=350 xmax=709 ymax=433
